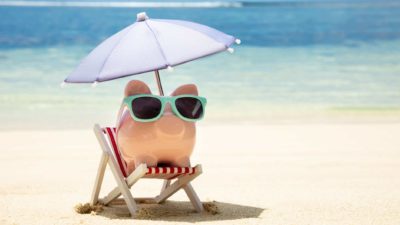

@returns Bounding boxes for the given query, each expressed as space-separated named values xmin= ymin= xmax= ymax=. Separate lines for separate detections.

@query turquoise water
xmin=1 ymin=2 xmax=400 ymax=129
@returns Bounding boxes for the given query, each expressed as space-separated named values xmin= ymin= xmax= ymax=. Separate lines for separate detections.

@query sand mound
xmin=203 ymin=201 xmax=220 ymax=215
xmin=74 ymin=203 xmax=104 ymax=215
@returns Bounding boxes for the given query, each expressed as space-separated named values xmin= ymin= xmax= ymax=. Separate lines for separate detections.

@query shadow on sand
xmin=97 ymin=200 xmax=265 ymax=222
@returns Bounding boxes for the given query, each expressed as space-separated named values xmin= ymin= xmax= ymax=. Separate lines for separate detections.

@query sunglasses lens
xmin=131 ymin=97 xmax=162 ymax=120
xmin=175 ymin=97 xmax=204 ymax=120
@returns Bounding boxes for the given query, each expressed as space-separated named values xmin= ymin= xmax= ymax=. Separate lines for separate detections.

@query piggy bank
xmin=116 ymin=80 xmax=199 ymax=174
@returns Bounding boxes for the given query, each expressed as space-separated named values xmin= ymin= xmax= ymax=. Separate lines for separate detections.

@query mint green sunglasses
xmin=122 ymin=94 xmax=207 ymax=122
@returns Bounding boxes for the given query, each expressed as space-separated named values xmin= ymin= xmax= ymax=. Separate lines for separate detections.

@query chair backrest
xmin=103 ymin=127 xmax=128 ymax=177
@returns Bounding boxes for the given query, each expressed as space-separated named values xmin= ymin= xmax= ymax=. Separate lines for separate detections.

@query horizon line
xmin=0 ymin=1 xmax=399 ymax=8
xmin=0 ymin=1 xmax=243 ymax=8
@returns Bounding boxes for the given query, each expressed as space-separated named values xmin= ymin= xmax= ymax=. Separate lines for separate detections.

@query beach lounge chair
xmin=90 ymin=124 xmax=204 ymax=217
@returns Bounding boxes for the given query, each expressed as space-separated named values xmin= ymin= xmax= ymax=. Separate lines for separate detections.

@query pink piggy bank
xmin=116 ymin=80 xmax=201 ymax=174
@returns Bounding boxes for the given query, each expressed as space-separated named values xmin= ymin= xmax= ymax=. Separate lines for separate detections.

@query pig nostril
xmin=155 ymin=116 xmax=185 ymax=137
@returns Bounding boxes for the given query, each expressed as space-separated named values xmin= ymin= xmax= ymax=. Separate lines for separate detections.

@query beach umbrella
xmin=63 ymin=12 xmax=240 ymax=95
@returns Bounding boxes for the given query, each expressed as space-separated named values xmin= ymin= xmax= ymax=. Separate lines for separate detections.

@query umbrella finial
xmin=137 ymin=12 xmax=149 ymax=22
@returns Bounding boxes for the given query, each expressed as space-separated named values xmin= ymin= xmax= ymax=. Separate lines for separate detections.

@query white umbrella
xmin=64 ymin=12 xmax=240 ymax=95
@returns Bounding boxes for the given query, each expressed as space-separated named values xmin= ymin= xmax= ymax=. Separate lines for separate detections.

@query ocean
xmin=0 ymin=1 xmax=400 ymax=129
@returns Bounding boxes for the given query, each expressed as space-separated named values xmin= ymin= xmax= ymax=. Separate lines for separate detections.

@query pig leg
xmin=134 ymin=154 xmax=158 ymax=168
xmin=172 ymin=156 xmax=191 ymax=167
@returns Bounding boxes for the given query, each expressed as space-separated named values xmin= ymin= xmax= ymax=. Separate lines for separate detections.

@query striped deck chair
xmin=90 ymin=124 xmax=204 ymax=217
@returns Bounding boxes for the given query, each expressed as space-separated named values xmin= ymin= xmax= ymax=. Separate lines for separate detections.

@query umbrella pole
xmin=154 ymin=70 xmax=164 ymax=96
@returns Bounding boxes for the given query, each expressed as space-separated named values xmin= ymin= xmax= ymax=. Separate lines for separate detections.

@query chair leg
xmin=108 ymin=160 xmax=138 ymax=217
xmin=156 ymin=179 xmax=171 ymax=204
xmin=183 ymin=183 xmax=204 ymax=212
xmin=101 ymin=164 xmax=147 ymax=205
xmin=90 ymin=152 xmax=109 ymax=205
xmin=155 ymin=172 xmax=201 ymax=204
xmin=161 ymin=180 xmax=171 ymax=192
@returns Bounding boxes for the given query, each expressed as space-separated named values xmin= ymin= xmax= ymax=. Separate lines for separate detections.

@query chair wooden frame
xmin=90 ymin=124 xmax=204 ymax=217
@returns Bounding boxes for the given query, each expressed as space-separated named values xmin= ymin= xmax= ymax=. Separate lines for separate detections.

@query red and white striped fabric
xmin=102 ymin=127 xmax=196 ymax=179
xmin=103 ymin=127 xmax=128 ymax=177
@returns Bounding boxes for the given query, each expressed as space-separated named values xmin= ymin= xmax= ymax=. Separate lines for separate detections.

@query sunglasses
xmin=122 ymin=94 xmax=207 ymax=122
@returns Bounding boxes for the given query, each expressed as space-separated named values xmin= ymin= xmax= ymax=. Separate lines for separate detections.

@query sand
xmin=1 ymin=123 xmax=400 ymax=224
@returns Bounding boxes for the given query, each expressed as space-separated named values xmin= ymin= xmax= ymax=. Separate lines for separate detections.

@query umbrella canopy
xmin=64 ymin=12 xmax=239 ymax=84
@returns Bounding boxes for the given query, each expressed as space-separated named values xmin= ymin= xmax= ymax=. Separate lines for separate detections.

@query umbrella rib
xmin=96 ymin=23 xmax=138 ymax=82
xmin=144 ymin=20 xmax=170 ymax=67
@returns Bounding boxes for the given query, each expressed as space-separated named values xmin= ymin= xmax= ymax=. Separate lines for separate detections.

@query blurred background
xmin=0 ymin=0 xmax=400 ymax=129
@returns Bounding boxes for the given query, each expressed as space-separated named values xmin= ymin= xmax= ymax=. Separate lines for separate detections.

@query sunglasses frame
xmin=122 ymin=94 xmax=207 ymax=122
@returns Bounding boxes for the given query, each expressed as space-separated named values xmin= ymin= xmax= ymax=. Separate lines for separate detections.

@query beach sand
xmin=1 ymin=123 xmax=399 ymax=224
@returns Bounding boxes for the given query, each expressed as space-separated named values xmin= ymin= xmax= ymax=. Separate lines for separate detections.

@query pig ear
xmin=124 ymin=80 xmax=152 ymax=97
xmin=171 ymin=84 xmax=198 ymax=96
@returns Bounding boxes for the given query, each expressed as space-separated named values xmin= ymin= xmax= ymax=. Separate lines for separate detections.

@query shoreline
xmin=1 ymin=112 xmax=400 ymax=131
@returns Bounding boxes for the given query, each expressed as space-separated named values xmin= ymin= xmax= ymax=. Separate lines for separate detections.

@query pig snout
xmin=154 ymin=103 xmax=186 ymax=137
xmin=155 ymin=114 xmax=186 ymax=137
